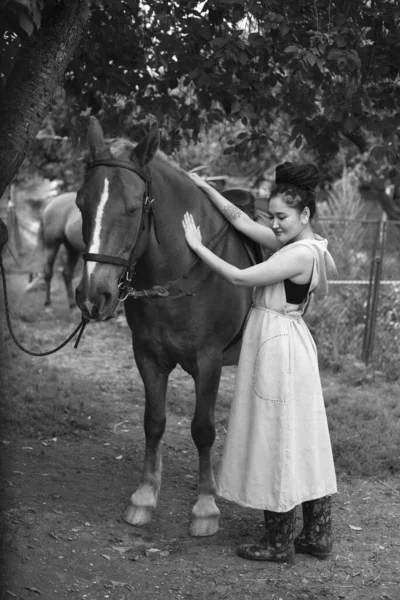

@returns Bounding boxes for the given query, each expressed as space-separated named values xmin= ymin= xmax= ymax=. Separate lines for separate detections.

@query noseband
xmin=82 ymin=158 xmax=156 ymax=298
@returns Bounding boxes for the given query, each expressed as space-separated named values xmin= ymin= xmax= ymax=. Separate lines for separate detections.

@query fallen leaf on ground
xmin=112 ymin=545 xmax=135 ymax=554
xmin=23 ymin=587 xmax=41 ymax=594
xmin=104 ymin=581 xmax=130 ymax=589
xmin=144 ymin=548 xmax=161 ymax=556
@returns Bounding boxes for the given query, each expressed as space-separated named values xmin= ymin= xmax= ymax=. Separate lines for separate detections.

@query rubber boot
xmin=237 ymin=508 xmax=296 ymax=563
xmin=294 ymin=495 xmax=332 ymax=559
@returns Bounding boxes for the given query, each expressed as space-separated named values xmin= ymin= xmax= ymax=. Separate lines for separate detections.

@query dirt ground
xmin=1 ymin=271 xmax=400 ymax=600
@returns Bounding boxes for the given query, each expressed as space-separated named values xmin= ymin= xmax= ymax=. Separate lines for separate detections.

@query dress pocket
xmin=252 ymin=333 xmax=291 ymax=403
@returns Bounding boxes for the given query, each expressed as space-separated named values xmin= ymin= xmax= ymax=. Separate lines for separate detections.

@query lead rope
xmin=0 ymin=254 xmax=88 ymax=356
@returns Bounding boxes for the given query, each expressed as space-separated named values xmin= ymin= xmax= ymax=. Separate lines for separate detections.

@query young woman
xmin=182 ymin=162 xmax=337 ymax=564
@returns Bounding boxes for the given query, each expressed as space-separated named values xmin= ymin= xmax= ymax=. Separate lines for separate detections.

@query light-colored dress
xmin=217 ymin=236 xmax=337 ymax=512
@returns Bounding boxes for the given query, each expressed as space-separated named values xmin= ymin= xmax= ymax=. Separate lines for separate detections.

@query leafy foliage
xmin=1 ymin=0 xmax=400 ymax=187
xmin=59 ymin=0 xmax=400 ymax=163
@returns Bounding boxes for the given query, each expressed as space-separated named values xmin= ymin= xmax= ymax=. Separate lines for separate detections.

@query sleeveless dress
xmin=217 ymin=236 xmax=338 ymax=513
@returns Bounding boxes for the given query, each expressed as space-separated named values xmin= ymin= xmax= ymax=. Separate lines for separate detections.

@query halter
xmin=82 ymin=158 xmax=156 ymax=296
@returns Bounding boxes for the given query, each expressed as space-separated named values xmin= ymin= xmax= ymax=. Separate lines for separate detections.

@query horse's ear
xmin=87 ymin=116 xmax=111 ymax=160
xmin=132 ymin=121 xmax=160 ymax=167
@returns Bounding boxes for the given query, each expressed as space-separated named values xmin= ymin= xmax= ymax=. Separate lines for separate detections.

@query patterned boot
xmin=295 ymin=496 xmax=332 ymax=559
xmin=237 ymin=508 xmax=296 ymax=563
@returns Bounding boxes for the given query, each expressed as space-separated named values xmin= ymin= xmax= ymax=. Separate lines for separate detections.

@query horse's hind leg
xmin=43 ymin=241 xmax=61 ymax=307
xmin=123 ymin=349 xmax=170 ymax=527
xmin=62 ymin=243 xmax=80 ymax=309
xmin=189 ymin=354 xmax=222 ymax=537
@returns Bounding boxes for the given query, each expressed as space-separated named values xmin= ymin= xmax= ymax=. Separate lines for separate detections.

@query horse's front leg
xmin=190 ymin=353 xmax=222 ymax=537
xmin=123 ymin=349 xmax=170 ymax=527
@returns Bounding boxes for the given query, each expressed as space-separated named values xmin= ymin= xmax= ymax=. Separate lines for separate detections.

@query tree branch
xmin=0 ymin=0 xmax=90 ymax=198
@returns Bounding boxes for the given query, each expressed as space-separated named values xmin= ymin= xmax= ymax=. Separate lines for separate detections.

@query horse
xmin=25 ymin=193 xmax=84 ymax=308
xmin=75 ymin=116 xmax=263 ymax=537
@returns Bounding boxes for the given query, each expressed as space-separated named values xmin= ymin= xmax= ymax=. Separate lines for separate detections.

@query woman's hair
xmin=270 ymin=162 xmax=319 ymax=219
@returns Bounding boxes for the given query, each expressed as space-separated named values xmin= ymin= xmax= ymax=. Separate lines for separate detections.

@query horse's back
xmin=42 ymin=193 xmax=83 ymax=250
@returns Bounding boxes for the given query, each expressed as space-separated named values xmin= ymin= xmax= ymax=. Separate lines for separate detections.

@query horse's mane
xmin=83 ymin=137 xmax=189 ymax=180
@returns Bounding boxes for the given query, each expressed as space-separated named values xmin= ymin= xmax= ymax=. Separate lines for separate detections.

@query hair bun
xmin=275 ymin=162 xmax=319 ymax=189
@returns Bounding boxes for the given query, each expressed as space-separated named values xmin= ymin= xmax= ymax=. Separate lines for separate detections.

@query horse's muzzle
xmin=75 ymin=279 xmax=118 ymax=321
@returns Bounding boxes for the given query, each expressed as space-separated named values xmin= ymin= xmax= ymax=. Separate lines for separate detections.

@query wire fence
xmin=305 ymin=217 xmax=400 ymax=378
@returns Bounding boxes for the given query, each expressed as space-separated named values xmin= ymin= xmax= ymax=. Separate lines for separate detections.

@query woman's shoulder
xmin=277 ymin=239 xmax=318 ymax=261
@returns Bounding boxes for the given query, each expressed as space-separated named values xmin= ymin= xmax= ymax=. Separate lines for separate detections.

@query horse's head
xmin=75 ymin=116 xmax=160 ymax=321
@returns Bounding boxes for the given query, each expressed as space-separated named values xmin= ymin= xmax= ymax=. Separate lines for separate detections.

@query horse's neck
xmin=136 ymin=165 xmax=225 ymax=283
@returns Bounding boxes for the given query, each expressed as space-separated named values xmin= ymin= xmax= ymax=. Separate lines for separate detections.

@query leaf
xmin=14 ymin=0 xmax=30 ymax=8
xmin=19 ymin=13 xmax=35 ymax=37
xmin=284 ymin=45 xmax=299 ymax=54
xmin=327 ymin=49 xmax=344 ymax=61
xmin=111 ymin=545 xmax=135 ymax=554
xmin=210 ymin=38 xmax=228 ymax=48
xmin=279 ymin=22 xmax=289 ymax=36
xmin=231 ymin=101 xmax=241 ymax=114
xmin=348 ymin=524 xmax=362 ymax=531
xmin=82 ymin=3 xmax=92 ymax=19
xmin=100 ymin=554 xmax=111 ymax=560
xmin=370 ymin=146 xmax=386 ymax=161
xmin=294 ymin=135 xmax=303 ymax=149
xmin=344 ymin=50 xmax=361 ymax=71
xmin=31 ymin=6 xmax=42 ymax=29
xmin=305 ymin=52 xmax=316 ymax=66
xmin=144 ymin=548 xmax=161 ymax=556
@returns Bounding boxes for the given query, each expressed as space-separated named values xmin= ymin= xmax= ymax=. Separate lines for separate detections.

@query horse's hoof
xmin=190 ymin=494 xmax=220 ymax=536
xmin=190 ymin=515 xmax=220 ymax=537
xmin=123 ymin=503 xmax=153 ymax=526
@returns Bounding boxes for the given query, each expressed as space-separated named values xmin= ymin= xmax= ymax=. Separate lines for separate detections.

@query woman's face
xmin=267 ymin=195 xmax=307 ymax=245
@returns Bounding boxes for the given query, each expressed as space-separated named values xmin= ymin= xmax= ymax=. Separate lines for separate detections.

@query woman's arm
xmin=189 ymin=173 xmax=278 ymax=251
xmin=182 ymin=213 xmax=313 ymax=288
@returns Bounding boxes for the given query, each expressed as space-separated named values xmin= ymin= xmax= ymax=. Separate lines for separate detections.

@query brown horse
xmin=75 ymin=117 xmax=261 ymax=537
xmin=25 ymin=193 xmax=84 ymax=308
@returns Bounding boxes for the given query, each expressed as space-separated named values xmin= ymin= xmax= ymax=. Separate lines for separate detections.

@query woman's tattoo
xmin=222 ymin=204 xmax=242 ymax=222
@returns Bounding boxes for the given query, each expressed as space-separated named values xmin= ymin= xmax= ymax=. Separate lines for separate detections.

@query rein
xmin=0 ymin=255 xmax=88 ymax=356
xmin=121 ymin=221 xmax=231 ymax=300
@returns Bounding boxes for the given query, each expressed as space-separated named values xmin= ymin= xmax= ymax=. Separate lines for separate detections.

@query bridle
xmin=81 ymin=157 xmax=232 ymax=302
xmin=82 ymin=158 xmax=156 ymax=300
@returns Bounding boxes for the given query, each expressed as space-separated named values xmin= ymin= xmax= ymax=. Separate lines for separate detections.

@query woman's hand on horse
xmin=182 ymin=212 xmax=203 ymax=251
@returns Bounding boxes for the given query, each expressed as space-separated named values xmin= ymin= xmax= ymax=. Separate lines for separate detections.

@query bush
xmin=307 ymin=165 xmax=400 ymax=381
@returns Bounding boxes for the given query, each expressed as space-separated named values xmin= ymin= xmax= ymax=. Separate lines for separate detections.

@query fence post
xmin=362 ymin=213 xmax=387 ymax=364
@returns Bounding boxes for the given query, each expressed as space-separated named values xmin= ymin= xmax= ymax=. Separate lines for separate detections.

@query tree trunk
xmin=0 ymin=0 xmax=90 ymax=198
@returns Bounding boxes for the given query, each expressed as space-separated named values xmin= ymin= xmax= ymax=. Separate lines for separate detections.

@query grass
xmin=1 ymin=269 xmax=399 ymax=481
xmin=322 ymin=375 xmax=400 ymax=477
